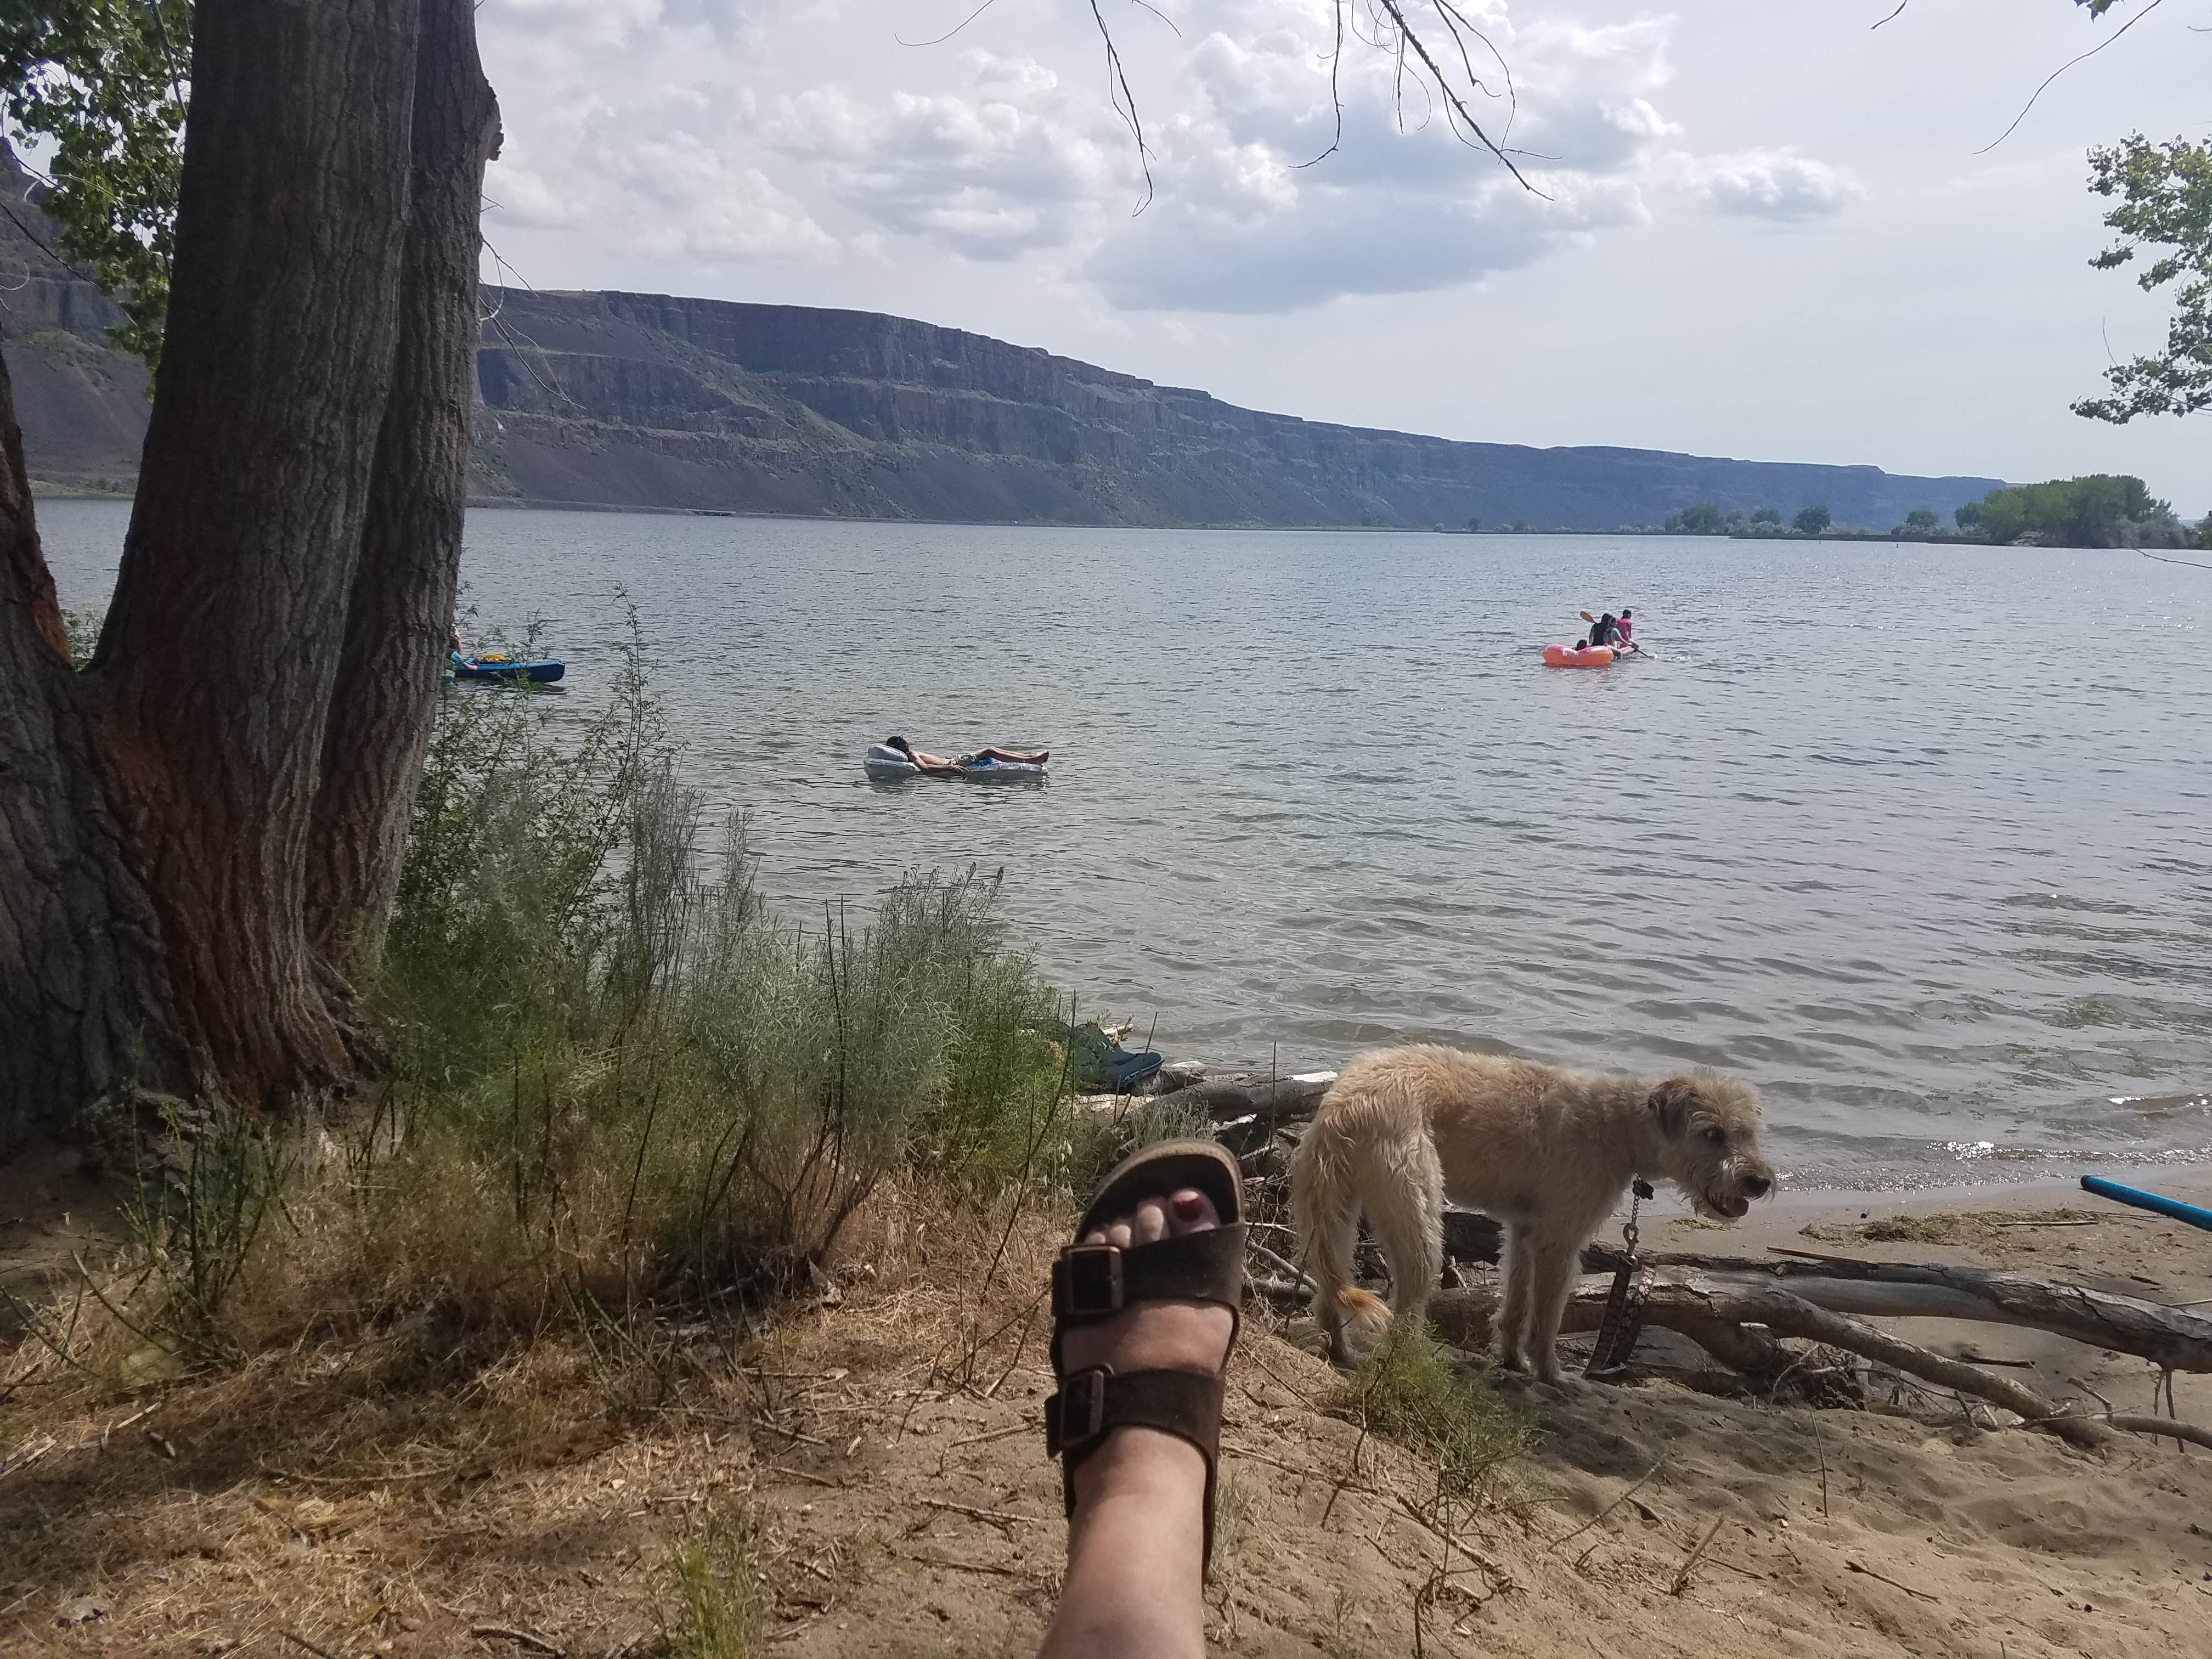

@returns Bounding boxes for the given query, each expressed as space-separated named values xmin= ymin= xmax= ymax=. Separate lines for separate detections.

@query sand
xmin=5 ymin=1165 xmax=2211 ymax=1657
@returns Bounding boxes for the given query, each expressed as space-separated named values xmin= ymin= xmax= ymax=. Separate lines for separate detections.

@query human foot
xmin=1040 ymin=1145 xmax=1243 ymax=1659
xmin=1045 ymin=1142 xmax=1245 ymax=1564
xmin=1056 ymin=1186 xmax=1235 ymax=1381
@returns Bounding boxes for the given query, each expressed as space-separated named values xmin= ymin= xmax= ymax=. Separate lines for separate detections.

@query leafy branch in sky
xmin=1 ymin=0 xmax=191 ymax=373
xmin=2074 ymin=133 xmax=2212 ymax=423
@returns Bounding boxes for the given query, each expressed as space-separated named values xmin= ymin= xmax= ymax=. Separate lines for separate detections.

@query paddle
xmin=1579 ymin=610 xmax=1650 ymax=657
xmin=1575 ymin=614 xmax=1645 ymax=659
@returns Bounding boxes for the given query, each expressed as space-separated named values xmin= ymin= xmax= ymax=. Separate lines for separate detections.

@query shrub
xmin=658 ymin=1504 xmax=763 ymax=1659
xmin=63 ymin=604 xmax=104 ymax=668
xmin=1330 ymin=1327 xmax=1534 ymax=1506
xmin=351 ymin=625 xmax=1076 ymax=1324
xmin=12 ymin=607 xmax=1082 ymax=1376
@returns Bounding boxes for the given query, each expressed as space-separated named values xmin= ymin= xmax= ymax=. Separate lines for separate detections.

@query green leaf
xmin=3 ymin=0 xmax=192 ymax=375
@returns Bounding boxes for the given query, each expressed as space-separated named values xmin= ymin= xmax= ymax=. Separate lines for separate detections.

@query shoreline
xmin=1628 ymin=1161 xmax=2212 ymax=1231
xmin=1143 ymin=1061 xmax=2212 ymax=1206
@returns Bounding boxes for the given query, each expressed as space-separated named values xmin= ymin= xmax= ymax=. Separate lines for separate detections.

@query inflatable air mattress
xmin=864 ymin=742 xmax=1047 ymax=781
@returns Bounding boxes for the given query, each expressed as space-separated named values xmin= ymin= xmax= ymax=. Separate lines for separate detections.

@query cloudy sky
xmin=475 ymin=0 xmax=2208 ymax=507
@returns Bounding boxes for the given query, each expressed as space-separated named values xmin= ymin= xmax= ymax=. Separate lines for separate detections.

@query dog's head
xmin=1647 ymin=1074 xmax=1775 ymax=1221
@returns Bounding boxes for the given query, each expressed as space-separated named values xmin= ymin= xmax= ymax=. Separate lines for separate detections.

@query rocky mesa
xmin=5 ymin=147 xmax=1999 ymax=529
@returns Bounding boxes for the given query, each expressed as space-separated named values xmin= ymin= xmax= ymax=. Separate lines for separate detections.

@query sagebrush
xmin=9 ymin=611 xmax=1081 ymax=1376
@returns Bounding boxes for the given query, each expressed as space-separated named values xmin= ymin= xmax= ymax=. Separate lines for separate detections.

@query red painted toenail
xmin=1171 ymin=1192 xmax=1204 ymax=1222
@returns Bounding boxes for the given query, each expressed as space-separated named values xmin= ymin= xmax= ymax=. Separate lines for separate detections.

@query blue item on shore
xmin=2079 ymin=1175 xmax=2212 ymax=1233
xmin=1063 ymin=1022 xmax=1163 ymax=1094
xmin=453 ymin=651 xmax=565 ymax=684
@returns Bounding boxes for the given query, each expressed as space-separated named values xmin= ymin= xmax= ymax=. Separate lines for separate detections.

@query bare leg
xmin=1039 ymin=1188 xmax=1231 ymax=1659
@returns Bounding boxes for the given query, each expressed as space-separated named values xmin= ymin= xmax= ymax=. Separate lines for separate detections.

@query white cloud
xmin=1088 ymin=173 xmax=1646 ymax=312
xmin=486 ymin=91 xmax=836 ymax=265
xmin=1073 ymin=2 xmax=1679 ymax=312
xmin=482 ymin=0 xmax=772 ymax=50
xmin=1668 ymin=149 xmax=1865 ymax=221
xmin=763 ymin=53 xmax=1135 ymax=260
xmin=473 ymin=0 xmax=1862 ymax=311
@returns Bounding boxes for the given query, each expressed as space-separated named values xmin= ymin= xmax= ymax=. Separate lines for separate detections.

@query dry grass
xmin=1326 ymin=1327 xmax=1538 ymax=1514
xmin=0 ymin=1177 xmax=1075 ymax=1656
xmin=1801 ymin=1207 xmax=2102 ymax=1248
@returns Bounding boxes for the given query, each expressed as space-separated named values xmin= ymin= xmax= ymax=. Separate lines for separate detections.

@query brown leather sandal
xmin=1043 ymin=1139 xmax=1246 ymax=1571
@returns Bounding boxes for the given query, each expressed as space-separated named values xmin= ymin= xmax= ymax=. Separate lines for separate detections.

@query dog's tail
xmin=1291 ymin=1104 xmax=1397 ymax=1365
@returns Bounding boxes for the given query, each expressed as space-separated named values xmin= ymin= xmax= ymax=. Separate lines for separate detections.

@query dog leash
xmin=1584 ymin=1178 xmax=1655 ymax=1381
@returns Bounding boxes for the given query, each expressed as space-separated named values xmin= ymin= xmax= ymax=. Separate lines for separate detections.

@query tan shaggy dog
xmin=1293 ymin=1045 xmax=1775 ymax=1383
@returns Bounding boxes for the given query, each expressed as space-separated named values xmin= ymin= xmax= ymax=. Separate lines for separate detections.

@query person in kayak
xmin=884 ymin=735 xmax=1050 ymax=774
xmin=1588 ymin=612 xmax=1620 ymax=647
xmin=1615 ymin=608 xmax=1639 ymax=652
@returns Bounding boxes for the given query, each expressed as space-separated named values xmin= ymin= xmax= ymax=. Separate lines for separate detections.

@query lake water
xmin=38 ymin=500 xmax=2212 ymax=1191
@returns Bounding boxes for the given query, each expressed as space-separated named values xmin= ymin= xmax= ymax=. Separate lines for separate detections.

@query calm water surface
xmin=40 ymin=501 xmax=2212 ymax=1189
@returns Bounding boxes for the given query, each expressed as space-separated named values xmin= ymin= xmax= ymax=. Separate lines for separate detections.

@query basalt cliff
xmin=5 ymin=155 xmax=1999 ymax=529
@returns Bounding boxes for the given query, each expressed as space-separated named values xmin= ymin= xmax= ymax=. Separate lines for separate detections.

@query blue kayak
xmin=452 ymin=652 xmax=564 ymax=684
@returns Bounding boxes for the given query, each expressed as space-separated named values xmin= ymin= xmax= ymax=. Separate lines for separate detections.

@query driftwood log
xmin=1425 ymin=1275 xmax=2109 ymax=1450
xmin=1188 ymin=1074 xmax=1336 ymax=1125
xmin=2089 ymin=1413 xmax=2212 ymax=1452
xmin=1586 ymin=1248 xmax=2212 ymax=1375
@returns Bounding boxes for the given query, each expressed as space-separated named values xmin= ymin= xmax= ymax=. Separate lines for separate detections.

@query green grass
xmin=1330 ymin=1327 xmax=1534 ymax=1505
xmin=657 ymin=1504 xmax=763 ymax=1658
xmin=63 ymin=604 xmax=104 ymax=668
xmin=1062 ymin=1089 xmax=1216 ymax=1199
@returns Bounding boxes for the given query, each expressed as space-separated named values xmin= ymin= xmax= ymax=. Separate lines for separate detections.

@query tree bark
xmin=88 ymin=0 xmax=421 ymax=1108
xmin=309 ymin=0 xmax=499 ymax=974
xmin=0 ymin=0 xmax=496 ymax=1148
xmin=0 ymin=346 xmax=198 ymax=1135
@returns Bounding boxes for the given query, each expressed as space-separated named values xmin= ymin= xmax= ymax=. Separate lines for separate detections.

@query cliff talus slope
xmin=470 ymin=287 xmax=2001 ymax=528
xmin=3 ymin=151 xmax=1999 ymax=528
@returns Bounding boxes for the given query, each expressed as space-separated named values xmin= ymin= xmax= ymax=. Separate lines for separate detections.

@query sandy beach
xmin=8 ymin=1155 xmax=2211 ymax=1657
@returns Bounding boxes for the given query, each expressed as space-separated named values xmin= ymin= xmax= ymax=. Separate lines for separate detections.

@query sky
xmin=474 ymin=0 xmax=2210 ymax=507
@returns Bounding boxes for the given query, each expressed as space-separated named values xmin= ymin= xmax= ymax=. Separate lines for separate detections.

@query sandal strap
xmin=1045 ymin=1364 xmax=1226 ymax=1567
xmin=1051 ymin=1222 xmax=1248 ymax=1329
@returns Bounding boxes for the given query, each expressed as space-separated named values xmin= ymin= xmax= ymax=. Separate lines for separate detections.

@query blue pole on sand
xmin=2079 ymin=1175 xmax=2212 ymax=1233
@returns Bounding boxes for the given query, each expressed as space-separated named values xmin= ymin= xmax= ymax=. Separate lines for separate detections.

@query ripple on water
xmin=30 ymin=504 xmax=2212 ymax=1188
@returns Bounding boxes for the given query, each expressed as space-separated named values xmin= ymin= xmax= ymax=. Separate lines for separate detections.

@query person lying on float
xmin=882 ymin=736 xmax=1049 ymax=775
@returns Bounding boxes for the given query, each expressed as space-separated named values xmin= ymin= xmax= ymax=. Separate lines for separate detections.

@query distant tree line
xmin=1662 ymin=503 xmax=1830 ymax=537
xmin=1650 ymin=475 xmax=2203 ymax=550
xmin=1951 ymin=475 xmax=2200 ymax=549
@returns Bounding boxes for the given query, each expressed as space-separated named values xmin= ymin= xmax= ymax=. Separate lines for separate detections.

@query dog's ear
xmin=1649 ymin=1079 xmax=1695 ymax=1139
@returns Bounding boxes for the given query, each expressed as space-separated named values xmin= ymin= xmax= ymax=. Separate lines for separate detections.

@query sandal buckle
xmin=1054 ymin=1244 xmax=1125 ymax=1318
xmin=1048 ymin=1366 xmax=1109 ymax=1456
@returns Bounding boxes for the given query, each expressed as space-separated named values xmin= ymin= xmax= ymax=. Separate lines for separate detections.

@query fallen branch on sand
xmin=1588 ymin=1246 xmax=2212 ymax=1375
xmin=2040 ymin=1407 xmax=2212 ymax=1453
xmin=1419 ymin=1277 xmax=2109 ymax=1449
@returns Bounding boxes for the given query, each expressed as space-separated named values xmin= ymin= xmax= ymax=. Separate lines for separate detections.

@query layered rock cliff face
xmin=470 ymin=287 xmax=2002 ymax=528
xmin=0 ymin=149 xmax=151 ymax=492
xmin=5 ymin=148 xmax=2000 ymax=526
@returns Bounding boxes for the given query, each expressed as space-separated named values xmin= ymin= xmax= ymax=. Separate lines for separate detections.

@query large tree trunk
xmin=0 ymin=0 xmax=498 ymax=1148
xmin=309 ymin=0 xmax=500 ymax=974
xmin=0 ymin=351 xmax=198 ymax=1133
